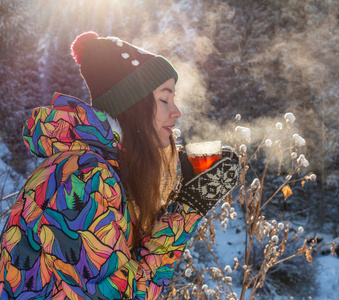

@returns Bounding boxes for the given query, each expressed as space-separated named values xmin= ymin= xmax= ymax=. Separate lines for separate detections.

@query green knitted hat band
xmin=92 ymin=56 xmax=178 ymax=118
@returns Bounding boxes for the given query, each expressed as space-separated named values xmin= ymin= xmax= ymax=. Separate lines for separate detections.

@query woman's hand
xmin=176 ymin=152 xmax=241 ymax=216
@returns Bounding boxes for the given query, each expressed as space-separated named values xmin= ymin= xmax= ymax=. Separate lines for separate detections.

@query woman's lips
xmin=163 ymin=125 xmax=174 ymax=134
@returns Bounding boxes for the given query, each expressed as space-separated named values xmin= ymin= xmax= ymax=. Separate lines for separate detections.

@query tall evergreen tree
xmin=25 ymin=276 xmax=34 ymax=290
xmin=82 ymin=265 xmax=91 ymax=279
xmin=23 ymin=255 xmax=30 ymax=270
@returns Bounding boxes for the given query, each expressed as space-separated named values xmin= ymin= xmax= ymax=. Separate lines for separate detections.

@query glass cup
xmin=186 ymin=141 xmax=222 ymax=175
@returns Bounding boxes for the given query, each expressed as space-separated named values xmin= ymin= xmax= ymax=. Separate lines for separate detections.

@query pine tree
xmin=69 ymin=247 xmax=78 ymax=265
xmin=23 ymin=256 xmax=30 ymax=270
xmin=41 ymin=199 xmax=49 ymax=211
xmin=25 ymin=276 xmax=34 ymax=290
xmin=73 ymin=192 xmax=83 ymax=210
xmin=82 ymin=265 xmax=91 ymax=279
xmin=13 ymin=255 xmax=20 ymax=268
xmin=44 ymin=26 xmax=86 ymax=101
xmin=64 ymin=252 xmax=70 ymax=264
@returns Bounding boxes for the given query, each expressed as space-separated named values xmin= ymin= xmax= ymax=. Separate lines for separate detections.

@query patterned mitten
xmin=176 ymin=155 xmax=240 ymax=216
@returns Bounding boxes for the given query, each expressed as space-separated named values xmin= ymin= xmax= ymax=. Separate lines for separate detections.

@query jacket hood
xmin=23 ymin=93 xmax=121 ymax=163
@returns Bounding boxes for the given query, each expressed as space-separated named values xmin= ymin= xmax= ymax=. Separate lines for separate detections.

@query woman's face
xmin=153 ymin=78 xmax=181 ymax=148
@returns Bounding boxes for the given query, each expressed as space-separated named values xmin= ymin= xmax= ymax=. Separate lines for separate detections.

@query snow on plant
xmin=235 ymin=126 xmax=251 ymax=142
xmin=291 ymin=152 xmax=297 ymax=159
xmin=164 ymin=112 xmax=339 ymax=300
xmin=264 ymin=139 xmax=272 ymax=147
xmin=239 ymin=144 xmax=247 ymax=153
xmin=284 ymin=112 xmax=296 ymax=124
xmin=293 ymin=133 xmax=306 ymax=147
xmin=276 ymin=122 xmax=283 ymax=130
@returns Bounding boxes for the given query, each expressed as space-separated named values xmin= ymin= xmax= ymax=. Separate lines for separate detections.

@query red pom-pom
xmin=71 ymin=31 xmax=99 ymax=66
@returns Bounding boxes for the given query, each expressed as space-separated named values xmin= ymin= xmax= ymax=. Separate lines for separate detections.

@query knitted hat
xmin=71 ymin=31 xmax=178 ymax=118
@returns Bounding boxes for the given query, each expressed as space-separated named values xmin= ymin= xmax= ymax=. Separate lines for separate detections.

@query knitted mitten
xmin=176 ymin=155 xmax=240 ymax=216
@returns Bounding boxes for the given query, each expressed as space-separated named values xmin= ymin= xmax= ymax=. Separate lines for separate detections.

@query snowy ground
xmin=314 ymin=251 xmax=339 ymax=299
xmin=212 ymin=203 xmax=339 ymax=299
xmin=0 ymin=138 xmax=26 ymax=226
xmin=0 ymin=137 xmax=338 ymax=299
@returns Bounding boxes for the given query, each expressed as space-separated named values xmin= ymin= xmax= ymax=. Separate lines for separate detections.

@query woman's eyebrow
xmin=159 ymin=87 xmax=173 ymax=94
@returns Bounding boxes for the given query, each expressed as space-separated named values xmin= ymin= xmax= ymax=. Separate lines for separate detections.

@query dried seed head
xmin=224 ymin=265 xmax=232 ymax=274
xmin=251 ymin=178 xmax=261 ymax=190
xmin=291 ymin=152 xmax=297 ymax=159
xmin=253 ymin=189 xmax=260 ymax=206
xmin=285 ymin=174 xmax=292 ymax=181
xmin=293 ymin=134 xmax=306 ymax=147
xmin=278 ymin=223 xmax=284 ymax=230
xmin=265 ymin=222 xmax=272 ymax=233
xmin=235 ymin=114 xmax=241 ymax=121
xmin=185 ymin=268 xmax=192 ymax=277
xmin=230 ymin=212 xmax=237 ymax=220
xmin=239 ymin=144 xmax=247 ymax=153
xmin=276 ymin=122 xmax=283 ymax=130
xmin=265 ymin=139 xmax=273 ymax=147
xmin=206 ymin=288 xmax=215 ymax=297
xmin=222 ymin=202 xmax=230 ymax=211
xmin=298 ymin=226 xmax=304 ymax=234
xmin=309 ymin=174 xmax=317 ymax=182
xmin=302 ymin=159 xmax=309 ymax=167
xmin=235 ymin=126 xmax=251 ymax=142
xmin=221 ymin=218 xmax=228 ymax=228
xmin=183 ymin=249 xmax=192 ymax=260
xmin=284 ymin=112 xmax=296 ymax=124
xmin=271 ymin=235 xmax=279 ymax=244
xmin=297 ymin=154 xmax=306 ymax=165
xmin=211 ymin=267 xmax=223 ymax=278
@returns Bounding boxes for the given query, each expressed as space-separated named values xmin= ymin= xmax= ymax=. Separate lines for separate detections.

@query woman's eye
xmin=160 ymin=100 xmax=168 ymax=104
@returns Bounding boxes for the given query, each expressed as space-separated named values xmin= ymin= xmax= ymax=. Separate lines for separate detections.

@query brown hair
xmin=117 ymin=93 xmax=176 ymax=247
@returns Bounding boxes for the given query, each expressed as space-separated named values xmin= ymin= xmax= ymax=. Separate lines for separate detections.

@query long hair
xmin=117 ymin=93 xmax=177 ymax=247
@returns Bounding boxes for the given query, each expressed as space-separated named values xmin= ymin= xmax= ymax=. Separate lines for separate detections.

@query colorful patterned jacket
xmin=0 ymin=93 xmax=201 ymax=299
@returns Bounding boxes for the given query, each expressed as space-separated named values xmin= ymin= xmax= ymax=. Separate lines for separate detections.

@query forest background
xmin=0 ymin=0 xmax=338 ymax=298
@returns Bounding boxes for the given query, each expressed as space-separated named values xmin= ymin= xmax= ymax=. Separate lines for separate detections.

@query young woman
xmin=0 ymin=32 xmax=240 ymax=299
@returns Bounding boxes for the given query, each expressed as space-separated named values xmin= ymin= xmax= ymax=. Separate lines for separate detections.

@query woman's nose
xmin=171 ymin=104 xmax=181 ymax=119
